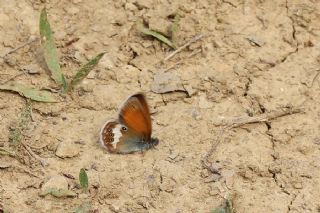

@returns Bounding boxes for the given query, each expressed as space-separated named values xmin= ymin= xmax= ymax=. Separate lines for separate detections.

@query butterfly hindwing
xmin=114 ymin=127 xmax=154 ymax=154
xmin=99 ymin=120 xmax=121 ymax=152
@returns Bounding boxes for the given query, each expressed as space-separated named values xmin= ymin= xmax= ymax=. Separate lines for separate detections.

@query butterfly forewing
xmin=118 ymin=93 xmax=152 ymax=140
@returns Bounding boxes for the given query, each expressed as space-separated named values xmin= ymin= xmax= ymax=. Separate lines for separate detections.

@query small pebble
xmin=55 ymin=141 xmax=80 ymax=158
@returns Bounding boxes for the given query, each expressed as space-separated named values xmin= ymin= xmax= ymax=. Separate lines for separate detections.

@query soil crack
xmin=287 ymin=194 xmax=297 ymax=213
xmin=281 ymin=0 xmax=298 ymax=63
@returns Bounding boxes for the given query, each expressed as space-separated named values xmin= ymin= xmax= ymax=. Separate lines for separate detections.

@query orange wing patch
xmin=118 ymin=94 xmax=152 ymax=139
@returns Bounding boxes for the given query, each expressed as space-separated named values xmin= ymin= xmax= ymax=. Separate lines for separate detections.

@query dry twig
xmin=14 ymin=164 xmax=41 ymax=178
xmin=163 ymin=34 xmax=204 ymax=62
xmin=0 ymin=37 xmax=38 ymax=58
xmin=307 ymin=70 xmax=320 ymax=88
xmin=201 ymin=127 xmax=226 ymax=174
xmin=162 ymin=49 xmax=202 ymax=72
xmin=0 ymin=147 xmax=16 ymax=156
xmin=1 ymin=72 xmax=25 ymax=84
xmin=22 ymin=143 xmax=48 ymax=167
xmin=227 ymin=107 xmax=304 ymax=128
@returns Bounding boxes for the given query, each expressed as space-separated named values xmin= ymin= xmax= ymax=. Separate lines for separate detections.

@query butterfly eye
xmin=122 ymin=126 xmax=127 ymax=131
xmin=109 ymin=133 xmax=114 ymax=137
xmin=110 ymin=138 xmax=114 ymax=142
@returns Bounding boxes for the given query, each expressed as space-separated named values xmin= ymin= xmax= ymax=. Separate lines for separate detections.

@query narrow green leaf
xmin=0 ymin=83 xmax=57 ymax=102
xmin=61 ymin=74 xmax=69 ymax=93
xmin=74 ymin=202 xmax=92 ymax=213
xmin=70 ymin=52 xmax=105 ymax=88
xmin=9 ymin=100 xmax=32 ymax=145
xmin=172 ymin=14 xmax=181 ymax=34
xmin=138 ymin=24 xmax=176 ymax=49
xmin=212 ymin=208 xmax=227 ymax=213
xmin=79 ymin=168 xmax=88 ymax=189
xmin=212 ymin=198 xmax=233 ymax=213
xmin=0 ymin=148 xmax=16 ymax=156
xmin=40 ymin=8 xmax=64 ymax=85
xmin=171 ymin=14 xmax=181 ymax=45
xmin=40 ymin=188 xmax=77 ymax=198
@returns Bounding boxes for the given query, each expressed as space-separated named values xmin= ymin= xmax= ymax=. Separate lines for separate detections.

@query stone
xmin=198 ymin=93 xmax=213 ymax=109
xmin=22 ymin=64 xmax=40 ymax=74
xmin=41 ymin=175 xmax=68 ymax=193
xmin=125 ymin=3 xmax=137 ymax=11
xmin=136 ymin=0 xmax=153 ymax=9
xmin=99 ymin=54 xmax=115 ymax=70
xmin=78 ymin=193 xmax=89 ymax=199
xmin=184 ymin=85 xmax=196 ymax=96
xmin=55 ymin=141 xmax=80 ymax=158
xmin=151 ymin=72 xmax=184 ymax=94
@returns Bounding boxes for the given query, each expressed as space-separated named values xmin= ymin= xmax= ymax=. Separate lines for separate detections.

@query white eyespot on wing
xmin=110 ymin=124 xmax=123 ymax=148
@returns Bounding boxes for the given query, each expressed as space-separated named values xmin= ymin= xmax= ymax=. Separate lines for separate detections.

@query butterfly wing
xmin=118 ymin=93 xmax=152 ymax=141
xmin=99 ymin=119 xmax=158 ymax=154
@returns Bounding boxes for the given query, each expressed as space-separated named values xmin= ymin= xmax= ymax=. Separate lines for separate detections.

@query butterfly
xmin=99 ymin=93 xmax=159 ymax=154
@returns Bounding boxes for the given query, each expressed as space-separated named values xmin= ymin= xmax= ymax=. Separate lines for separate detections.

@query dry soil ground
xmin=0 ymin=0 xmax=320 ymax=212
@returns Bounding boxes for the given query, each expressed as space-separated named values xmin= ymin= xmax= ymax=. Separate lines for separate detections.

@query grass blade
xmin=0 ymin=148 xmax=16 ymax=156
xmin=70 ymin=52 xmax=105 ymax=88
xmin=0 ymin=83 xmax=57 ymax=102
xmin=61 ymin=74 xmax=69 ymax=93
xmin=212 ymin=197 xmax=233 ymax=213
xmin=79 ymin=168 xmax=88 ymax=190
xmin=171 ymin=14 xmax=180 ymax=45
xmin=74 ymin=202 xmax=92 ymax=213
xmin=138 ymin=24 xmax=176 ymax=49
xmin=171 ymin=14 xmax=181 ymax=35
xmin=9 ymin=100 xmax=32 ymax=145
xmin=40 ymin=8 xmax=64 ymax=85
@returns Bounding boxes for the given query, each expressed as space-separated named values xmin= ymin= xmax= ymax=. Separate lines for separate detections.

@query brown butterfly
xmin=99 ymin=93 xmax=159 ymax=154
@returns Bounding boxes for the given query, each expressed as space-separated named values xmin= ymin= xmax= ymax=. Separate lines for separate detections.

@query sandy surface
xmin=0 ymin=0 xmax=320 ymax=212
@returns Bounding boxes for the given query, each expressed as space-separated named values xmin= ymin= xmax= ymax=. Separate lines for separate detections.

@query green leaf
xmin=39 ymin=188 xmax=77 ymax=198
xmin=138 ymin=24 xmax=176 ymax=49
xmin=0 ymin=148 xmax=16 ymax=156
xmin=212 ymin=198 xmax=233 ymax=213
xmin=172 ymin=14 xmax=181 ymax=34
xmin=79 ymin=168 xmax=88 ymax=189
xmin=70 ymin=52 xmax=105 ymax=88
xmin=212 ymin=208 xmax=227 ymax=213
xmin=61 ymin=74 xmax=69 ymax=93
xmin=40 ymin=8 xmax=64 ymax=85
xmin=0 ymin=83 xmax=57 ymax=102
xmin=9 ymin=100 xmax=32 ymax=145
xmin=171 ymin=14 xmax=181 ymax=45
xmin=74 ymin=202 xmax=92 ymax=213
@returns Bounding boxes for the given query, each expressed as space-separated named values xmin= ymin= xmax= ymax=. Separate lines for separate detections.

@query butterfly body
xmin=99 ymin=93 xmax=158 ymax=154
